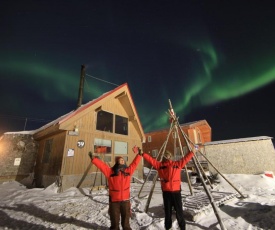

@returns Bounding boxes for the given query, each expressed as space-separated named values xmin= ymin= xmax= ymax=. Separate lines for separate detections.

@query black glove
xmin=88 ymin=151 xmax=93 ymax=159
xmin=138 ymin=147 xmax=143 ymax=156
xmin=132 ymin=146 xmax=143 ymax=156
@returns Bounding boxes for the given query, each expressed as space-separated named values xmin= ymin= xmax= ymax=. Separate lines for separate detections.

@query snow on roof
xmin=205 ymin=136 xmax=272 ymax=145
xmin=3 ymin=130 xmax=36 ymax=135
xmin=4 ymin=111 xmax=73 ymax=136
xmin=34 ymin=110 xmax=75 ymax=133
xmin=2 ymin=111 xmax=75 ymax=136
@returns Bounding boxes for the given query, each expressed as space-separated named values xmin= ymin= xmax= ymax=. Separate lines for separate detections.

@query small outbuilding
xmin=204 ymin=136 xmax=275 ymax=175
xmin=142 ymin=120 xmax=211 ymax=169
xmin=33 ymin=83 xmax=145 ymax=191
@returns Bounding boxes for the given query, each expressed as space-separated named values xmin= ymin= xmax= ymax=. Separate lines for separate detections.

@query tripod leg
xmin=192 ymin=155 xmax=227 ymax=230
xmin=144 ymin=171 xmax=159 ymax=213
xmin=177 ymin=121 xmax=227 ymax=229
xmin=174 ymin=125 xmax=193 ymax=195
xmin=90 ymin=166 xmax=99 ymax=194
xmin=138 ymin=165 xmax=155 ymax=198
xmin=184 ymin=165 xmax=193 ymax=195
xmin=194 ymin=153 xmax=213 ymax=188
xmin=185 ymin=140 xmax=213 ymax=188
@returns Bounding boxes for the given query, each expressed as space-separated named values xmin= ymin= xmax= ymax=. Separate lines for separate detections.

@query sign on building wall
xmin=14 ymin=158 xmax=21 ymax=166
xmin=67 ymin=148 xmax=74 ymax=157
xmin=77 ymin=140 xmax=85 ymax=148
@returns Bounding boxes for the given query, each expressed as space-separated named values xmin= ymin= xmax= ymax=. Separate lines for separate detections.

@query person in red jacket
xmin=139 ymin=148 xmax=195 ymax=230
xmin=88 ymin=146 xmax=142 ymax=230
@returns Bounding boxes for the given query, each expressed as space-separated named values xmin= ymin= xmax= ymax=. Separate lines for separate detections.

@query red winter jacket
xmin=143 ymin=152 xmax=194 ymax=192
xmin=91 ymin=154 xmax=142 ymax=202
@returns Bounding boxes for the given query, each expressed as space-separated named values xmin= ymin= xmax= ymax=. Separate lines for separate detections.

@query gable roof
xmin=34 ymin=83 xmax=145 ymax=141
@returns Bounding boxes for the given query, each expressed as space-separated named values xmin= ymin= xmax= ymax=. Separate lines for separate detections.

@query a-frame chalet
xmin=33 ymin=83 xmax=145 ymax=191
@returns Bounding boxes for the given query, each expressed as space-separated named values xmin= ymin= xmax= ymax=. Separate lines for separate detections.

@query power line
xmin=0 ymin=114 xmax=52 ymax=123
xmin=84 ymin=77 xmax=93 ymax=94
xmin=85 ymin=73 xmax=119 ymax=86
xmin=0 ymin=114 xmax=53 ymax=131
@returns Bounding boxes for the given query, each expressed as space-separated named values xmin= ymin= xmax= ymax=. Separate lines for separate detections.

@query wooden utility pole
xmin=77 ymin=65 xmax=85 ymax=109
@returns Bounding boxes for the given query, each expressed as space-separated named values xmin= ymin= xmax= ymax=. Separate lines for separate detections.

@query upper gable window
xmin=115 ymin=115 xmax=128 ymax=135
xmin=96 ymin=111 xmax=113 ymax=132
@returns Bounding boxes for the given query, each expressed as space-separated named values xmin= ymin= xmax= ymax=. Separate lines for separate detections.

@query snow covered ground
xmin=1 ymin=173 xmax=275 ymax=230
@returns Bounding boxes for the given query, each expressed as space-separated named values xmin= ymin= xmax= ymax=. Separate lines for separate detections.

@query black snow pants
xmin=162 ymin=191 xmax=186 ymax=230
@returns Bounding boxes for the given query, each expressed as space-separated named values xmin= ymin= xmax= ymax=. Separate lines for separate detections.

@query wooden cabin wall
xmin=60 ymin=96 xmax=144 ymax=190
xmin=198 ymin=124 xmax=211 ymax=143
xmin=61 ymin=111 xmax=95 ymax=176
xmin=34 ymin=131 xmax=66 ymax=188
xmin=187 ymin=128 xmax=199 ymax=144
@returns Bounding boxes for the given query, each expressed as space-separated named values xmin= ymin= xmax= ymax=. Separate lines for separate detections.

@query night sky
xmin=1 ymin=1 xmax=275 ymax=142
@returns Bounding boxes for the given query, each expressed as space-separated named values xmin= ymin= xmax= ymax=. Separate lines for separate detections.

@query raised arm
xmin=88 ymin=152 xmax=112 ymax=177
xmin=178 ymin=151 xmax=194 ymax=168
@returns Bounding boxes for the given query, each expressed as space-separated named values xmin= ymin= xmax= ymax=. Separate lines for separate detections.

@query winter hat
xmin=164 ymin=150 xmax=172 ymax=159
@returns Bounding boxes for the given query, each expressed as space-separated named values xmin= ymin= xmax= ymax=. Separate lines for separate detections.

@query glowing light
xmin=142 ymin=39 xmax=275 ymax=132
xmin=0 ymin=59 xmax=103 ymax=102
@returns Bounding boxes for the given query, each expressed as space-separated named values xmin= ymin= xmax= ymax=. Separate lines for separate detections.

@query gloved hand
xmin=138 ymin=147 xmax=143 ymax=156
xmin=88 ymin=151 xmax=94 ymax=159
xmin=132 ymin=146 xmax=143 ymax=156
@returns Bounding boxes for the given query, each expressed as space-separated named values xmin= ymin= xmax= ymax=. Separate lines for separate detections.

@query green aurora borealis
xmin=140 ymin=40 xmax=275 ymax=132
xmin=1 ymin=1 xmax=275 ymax=140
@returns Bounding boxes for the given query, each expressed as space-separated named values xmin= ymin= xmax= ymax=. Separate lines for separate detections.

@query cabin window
xmin=115 ymin=115 xmax=128 ymax=135
xmin=114 ymin=141 xmax=128 ymax=155
xmin=104 ymin=155 xmax=112 ymax=163
xmin=94 ymin=138 xmax=112 ymax=154
xmin=152 ymin=149 xmax=158 ymax=157
xmin=42 ymin=139 xmax=53 ymax=163
xmin=148 ymin=136 xmax=152 ymax=142
xmin=96 ymin=111 xmax=113 ymax=132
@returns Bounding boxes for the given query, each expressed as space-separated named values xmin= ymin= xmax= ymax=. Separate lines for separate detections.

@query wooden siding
xmin=34 ymin=131 xmax=66 ymax=187
xmin=60 ymin=94 xmax=143 ymax=176
xmin=34 ymin=83 xmax=145 ymax=189
xmin=198 ymin=124 xmax=212 ymax=143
